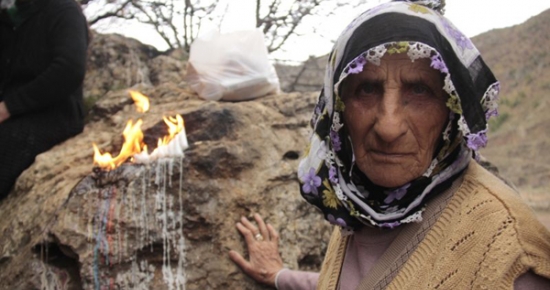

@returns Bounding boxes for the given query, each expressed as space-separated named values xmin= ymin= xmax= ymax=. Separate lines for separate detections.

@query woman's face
xmin=341 ymin=53 xmax=449 ymax=188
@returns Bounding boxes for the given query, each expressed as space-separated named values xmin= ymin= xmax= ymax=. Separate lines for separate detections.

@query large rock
xmin=84 ymin=32 xmax=189 ymax=113
xmin=275 ymin=55 xmax=327 ymax=93
xmin=0 ymin=85 xmax=332 ymax=289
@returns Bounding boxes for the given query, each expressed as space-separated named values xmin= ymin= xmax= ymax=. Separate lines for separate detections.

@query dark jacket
xmin=0 ymin=0 xmax=88 ymax=134
xmin=0 ymin=0 xmax=88 ymax=197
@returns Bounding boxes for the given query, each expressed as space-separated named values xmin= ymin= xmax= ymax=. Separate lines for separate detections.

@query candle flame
xmin=129 ymin=90 xmax=150 ymax=113
xmin=93 ymin=119 xmax=145 ymax=170
xmin=92 ymin=90 xmax=187 ymax=170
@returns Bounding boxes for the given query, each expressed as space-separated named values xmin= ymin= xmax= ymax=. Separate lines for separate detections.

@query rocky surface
xmin=0 ymin=32 xmax=331 ymax=289
xmin=275 ymin=55 xmax=327 ymax=93
xmin=84 ymin=32 xmax=189 ymax=113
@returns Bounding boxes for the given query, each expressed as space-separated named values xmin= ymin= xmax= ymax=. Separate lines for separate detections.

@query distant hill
xmin=476 ymin=8 xmax=550 ymax=209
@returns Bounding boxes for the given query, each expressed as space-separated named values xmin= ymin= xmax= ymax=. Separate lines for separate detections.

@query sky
xmin=88 ymin=0 xmax=550 ymax=63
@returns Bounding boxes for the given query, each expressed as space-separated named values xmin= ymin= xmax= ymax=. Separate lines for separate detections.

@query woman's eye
xmin=359 ymin=83 xmax=378 ymax=95
xmin=411 ymin=84 xmax=429 ymax=94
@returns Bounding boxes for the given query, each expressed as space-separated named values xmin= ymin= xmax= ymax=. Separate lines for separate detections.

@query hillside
xmin=475 ymin=9 xmax=550 ymax=211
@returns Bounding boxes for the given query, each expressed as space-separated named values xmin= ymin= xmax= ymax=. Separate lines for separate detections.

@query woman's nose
xmin=373 ymin=90 xmax=407 ymax=143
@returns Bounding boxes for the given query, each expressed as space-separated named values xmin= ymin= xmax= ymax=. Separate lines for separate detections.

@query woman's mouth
xmin=369 ymin=150 xmax=411 ymax=163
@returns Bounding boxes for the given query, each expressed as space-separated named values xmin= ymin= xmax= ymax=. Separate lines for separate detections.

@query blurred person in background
xmin=229 ymin=0 xmax=550 ymax=289
xmin=0 ymin=0 xmax=89 ymax=199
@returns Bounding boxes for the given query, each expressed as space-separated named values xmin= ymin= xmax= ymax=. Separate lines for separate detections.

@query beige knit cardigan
xmin=317 ymin=161 xmax=550 ymax=290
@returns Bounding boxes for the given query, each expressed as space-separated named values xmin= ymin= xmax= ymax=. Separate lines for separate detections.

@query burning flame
xmin=92 ymin=91 xmax=187 ymax=170
xmin=93 ymin=119 xmax=145 ymax=170
xmin=129 ymin=90 xmax=150 ymax=113
xmin=158 ymin=115 xmax=184 ymax=147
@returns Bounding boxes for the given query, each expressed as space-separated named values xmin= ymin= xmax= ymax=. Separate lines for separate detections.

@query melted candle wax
xmin=87 ymin=129 xmax=189 ymax=290
xmin=133 ymin=128 xmax=189 ymax=164
xmin=134 ymin=129 xmax=189 ymax=290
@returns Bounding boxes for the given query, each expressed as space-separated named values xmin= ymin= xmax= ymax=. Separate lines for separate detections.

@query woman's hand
xmin=229 ymin=213 xmax=284 ymax=287
xmin=0 ymin=102 xmax=10 ymax=124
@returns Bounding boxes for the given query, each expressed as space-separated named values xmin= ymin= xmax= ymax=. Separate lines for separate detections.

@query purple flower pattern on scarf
xmin=442 ymin=19 xmax=473 ymax=50
xmin=384 ymin=183 xmax=410 ymax=204
xmin=311 ymin=97 xmax=325 ymax=128
xmin=329 ymin=166 xmax=338 ymax=184
xmin=347 ymin=55 xmax=366 ymax=74
xmin=330 ymin=129 xmax=342 ymax=151
xmin=484 ymin=84 xmax=500 ymax=120
xmin=485 ymin=108 xmax=499 ymax=120
xmin=314 ymin=103 xmax=322 ymax=117
xmin=327 ymin=214 xmax=347 ymax=227
xmin=430 ymin=54 xmax=449 ymax=74
xmin=380 ymin=221 xmax=401 ymax=229
xmin=302 ymin=168 xmax=322 ymax=195
xmin=466 ymin=129 xmax=488 ymax=151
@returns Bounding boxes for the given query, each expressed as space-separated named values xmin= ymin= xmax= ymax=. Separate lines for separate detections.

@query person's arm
xmin=3 ymin=2 xmax=88 ymax=116
xmin=276 ymin=268 xmax=319 ymax=290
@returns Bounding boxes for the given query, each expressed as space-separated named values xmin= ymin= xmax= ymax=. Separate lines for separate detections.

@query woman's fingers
xmin=241 ymin=216 xmax=259 ymax=234
xmin=254 ymin=213 xmax=269 ymax=241
xmin=236 ymin=221 xmax=255 ymax=244
xmin=229 ymin=250 xmax=263 ymax=280
xmin=229 ymin=214 xmax=284 ymax=288
xmin=240 ymin=214 xmax=270 ymax=242
xmin=267 ymin=223 xmax=279 ymax=245
xmin=228 ymin=250 xmax=248 ymax=269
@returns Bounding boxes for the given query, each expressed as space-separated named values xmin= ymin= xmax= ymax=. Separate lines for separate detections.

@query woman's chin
xmin=361 ymin=164 xmax=423 ymax=188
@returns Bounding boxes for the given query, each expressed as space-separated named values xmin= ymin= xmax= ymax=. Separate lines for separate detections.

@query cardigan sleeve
xmin=276 ymin=268 xmax=319 ymax=290
xmin=3 ymin=0 xmax=88 ymax=116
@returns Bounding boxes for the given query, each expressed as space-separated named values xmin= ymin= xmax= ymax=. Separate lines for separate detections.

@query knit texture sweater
xmin=316 ymin=161 xmax=550 ymax=289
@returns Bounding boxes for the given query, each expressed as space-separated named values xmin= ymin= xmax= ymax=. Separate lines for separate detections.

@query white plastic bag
xmin=185 ymin=29 xmax=280 ymax=101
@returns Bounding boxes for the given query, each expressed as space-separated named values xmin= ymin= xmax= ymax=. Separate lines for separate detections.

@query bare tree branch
xmin=83 ymin=0 xmax=220 ymax=51
xmin=87 ymin=0 xmax=134 ymax=25
xmin=255 ymin=0 xmax=326 ymax=53
xmin=82 ymin=0 xmax=376 ymax=55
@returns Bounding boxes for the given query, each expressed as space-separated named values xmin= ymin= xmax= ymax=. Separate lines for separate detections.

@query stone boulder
xmin=275 ymin=55 xmax=327 ymax=93
xmin=0 ymin=85 xmax=331 ymax=289
xmin=84 ymin=32 xmax=189 ymax=113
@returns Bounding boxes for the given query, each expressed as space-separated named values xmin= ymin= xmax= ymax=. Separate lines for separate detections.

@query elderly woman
xmin=229 ymin=0 xmax=550 ymax=289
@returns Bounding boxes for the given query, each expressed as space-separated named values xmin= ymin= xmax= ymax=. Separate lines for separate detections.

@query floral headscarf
xmin=298 ymin=0 xmax=499 ymax=230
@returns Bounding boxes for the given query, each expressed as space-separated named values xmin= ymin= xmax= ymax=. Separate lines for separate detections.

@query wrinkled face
xmin=341 ymin=53 xmax=449 ymax=188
